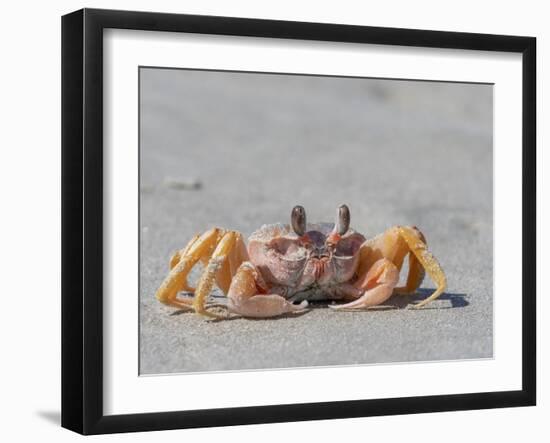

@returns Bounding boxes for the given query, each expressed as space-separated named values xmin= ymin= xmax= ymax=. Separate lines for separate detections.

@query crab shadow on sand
xmin=168 ymin=288 xmax=469 ymax=321
xmin=381 ymin=288 xmax=469 ymax=310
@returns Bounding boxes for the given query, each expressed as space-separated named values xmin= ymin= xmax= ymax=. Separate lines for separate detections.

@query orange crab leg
xmin=394 ymin=252 xmax=426 ymax=295
xmin=169 ymin=233 xmax=200 ymax=269
xmin=168 ymin=233 xmax=201 ymax=292
xmin=155 ymin=228 xmax=223 ymax=309
xmin=397 ymin=226 xmax=446 ymax=308
xmin=227 ymin=262 xmax=308 ymax=318
xmin=393 ymin=227 xmax=426 ymax=295
xmin=212 ymin=232 xmax=248 ymax=295
xmin=192 ymin=231 xmax=238 ymax=318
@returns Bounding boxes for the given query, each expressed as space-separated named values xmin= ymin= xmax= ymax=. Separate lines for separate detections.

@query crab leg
xmin=169 ymin=233 xmax=200 ymax=269
xmin=168 ymin=233 xmax=201 ymax=292
xmin=329 ymin=258 xmax=399 ymax=310
xmin=393 ymin=227 xmax=426 ymax=295
xmin=393 ymin=251 xmax=426 ymax=295
xmin=227 ymin=262 xmax=308 ymax=318
xmin=214 ymin=233 xmax=249 ymax=295
xmin=397 ymin=226 xmax=446 ymax=308
xmin=191 ymin=231 xmax=239 ymax=318
xmin=155 ymin=228 xmax=223 ymax=310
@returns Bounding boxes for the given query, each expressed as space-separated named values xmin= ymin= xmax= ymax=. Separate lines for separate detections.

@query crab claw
xmin=227 ymin=262 xmax=310 ymax=318
xmin=329 ymin=258 xmax=399 ymax=310
xmin=292 ymin=300 xmax=309 ymax=311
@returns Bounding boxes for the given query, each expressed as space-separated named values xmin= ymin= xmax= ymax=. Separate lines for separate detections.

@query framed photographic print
xmin=61 ymin=8 xmax=536 ymax=435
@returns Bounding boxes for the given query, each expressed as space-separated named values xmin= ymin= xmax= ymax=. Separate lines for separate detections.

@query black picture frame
xmin=61 ymin=8 xmax=536 ymax=435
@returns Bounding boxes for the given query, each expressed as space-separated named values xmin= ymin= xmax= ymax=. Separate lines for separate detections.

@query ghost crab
xmin=155 ymin=205 xmax=447 ymax=319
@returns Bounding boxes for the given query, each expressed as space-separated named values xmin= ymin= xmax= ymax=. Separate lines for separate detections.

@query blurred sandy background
xmin=139 ymin=68 xmax=493 ymax=374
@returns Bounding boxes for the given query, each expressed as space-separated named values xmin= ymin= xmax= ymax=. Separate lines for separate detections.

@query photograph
xmin=138 ymin=67 xmax=494 ymax=375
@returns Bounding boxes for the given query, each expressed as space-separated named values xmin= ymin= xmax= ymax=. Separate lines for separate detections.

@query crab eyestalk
xmin=335 ymin=204 xmax=350 ymax=235
xmin=327 ymin=204 xmax=350 ymax=245
xmin=291 ymin=205 xmax=307 ymax=237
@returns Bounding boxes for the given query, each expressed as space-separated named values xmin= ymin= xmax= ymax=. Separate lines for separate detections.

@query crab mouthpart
xmin=311 ymin=257 xmax=330 ymax=280
xmin=310 ymin=251 xmax=330 ymax=259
